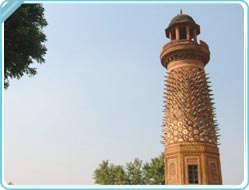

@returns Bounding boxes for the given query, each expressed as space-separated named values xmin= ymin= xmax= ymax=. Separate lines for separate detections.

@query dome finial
xmin=180 ymin=9 xmax=183 ymax=14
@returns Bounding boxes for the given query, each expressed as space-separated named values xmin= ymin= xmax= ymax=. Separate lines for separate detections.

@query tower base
xmin=165 ymin=142 xmax=222 ymax=185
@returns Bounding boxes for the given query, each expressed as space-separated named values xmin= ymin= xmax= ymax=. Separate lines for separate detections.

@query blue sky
xmin=4 ymin=2 xmax=245 ymax=185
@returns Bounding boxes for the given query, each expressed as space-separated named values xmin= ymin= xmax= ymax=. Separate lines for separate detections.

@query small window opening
xmin=188 ymin=165 xmax=198 ymax=184
xmin=190 ymin=28 xmax=194 ymax=41
xmin=179 ymin=26 xmax=187 ymax=40
xmin=171 ymin=31 xmax=176 ymax=40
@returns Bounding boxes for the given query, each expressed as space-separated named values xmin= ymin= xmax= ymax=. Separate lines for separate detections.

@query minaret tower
xmin=160 ymin=11 xmax=222 ymax=185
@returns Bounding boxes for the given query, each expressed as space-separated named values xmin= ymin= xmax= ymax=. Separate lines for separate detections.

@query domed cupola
xmin=165 ymin=10 xmax=200 ymax=42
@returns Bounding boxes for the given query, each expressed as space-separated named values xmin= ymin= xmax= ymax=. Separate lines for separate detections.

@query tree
xmin=143 ymin=153 xmax=165 ymax=184
xmin=93 ymin=153 xmax=165 ymax=185
xmin=4 ymin=4 xmax=47 ymax=88
xmin=93 ymin=160 xmax=126 ymax=185
xmin=112 ymin=164 xmax=127 ymax=184
xmin=126 ymin=159 xmax=144 ymax=184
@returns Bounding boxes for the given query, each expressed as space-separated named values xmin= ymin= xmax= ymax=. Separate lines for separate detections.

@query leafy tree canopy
xmin=143 ymin=153 xmax=165 ymax=184
xmin=4 ymin=4 xmax=47 ymax=88
xmin=93 ymin=153 xmax=165 ymax=185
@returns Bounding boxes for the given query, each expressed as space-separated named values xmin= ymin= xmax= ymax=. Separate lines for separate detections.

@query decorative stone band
xmin=167 ymin=59 xmax=204 ymax=72
xmin=165 ymin=142 xmax=220 ymax=156
xmin=160 ymin=40 xmax=210 ymax=70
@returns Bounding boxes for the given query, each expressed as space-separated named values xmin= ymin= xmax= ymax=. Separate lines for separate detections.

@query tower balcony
xmin=160 ymin=40 xmax=210 ymax=70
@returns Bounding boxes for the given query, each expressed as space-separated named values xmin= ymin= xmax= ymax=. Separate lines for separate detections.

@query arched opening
xmin=179 ymin=26 xmax=187 ymax=40
xmin=171 ymin=30 xmax=176 ymax=40
xmin=190 ymin=28 xmax=194 ymax=40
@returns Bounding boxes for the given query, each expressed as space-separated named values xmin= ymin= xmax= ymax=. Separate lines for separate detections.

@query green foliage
xmin=93 ymin=153 xmax=165 ymax=185
xmin=143 ymin=153 xmax=165 ymax=184
xmin=93 ymin=160 xmax=126 ymax=185
xmin=126 ymin=158 xmax=144 ymax=184
xmin=4 ymin=4 xmax=47 ymax=88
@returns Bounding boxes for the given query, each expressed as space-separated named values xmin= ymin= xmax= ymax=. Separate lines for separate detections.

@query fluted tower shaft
xmin=160 ymin=12 xmax=222 ymax=185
